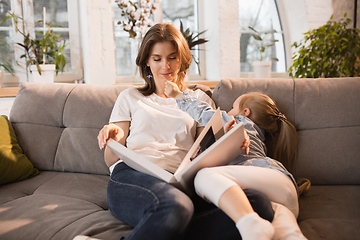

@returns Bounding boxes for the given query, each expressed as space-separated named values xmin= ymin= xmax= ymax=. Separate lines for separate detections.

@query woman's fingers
xmin=164 ymin=81 xmax=181 ymax=98
xmin=98 ymin=125 xmax=111 ymax=150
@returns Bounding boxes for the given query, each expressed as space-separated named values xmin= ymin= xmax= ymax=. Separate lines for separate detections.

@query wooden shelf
xmin=0 ymin=81 xmax=219 ymax=98
xmin=0 ymin=88 xmax=19 ymax=98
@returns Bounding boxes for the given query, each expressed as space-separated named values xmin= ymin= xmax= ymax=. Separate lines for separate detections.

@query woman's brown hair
xmin=238 ymin=92 xmax=310 ymax=195
xmin=136 ymin=23 xmax=192 ymax=96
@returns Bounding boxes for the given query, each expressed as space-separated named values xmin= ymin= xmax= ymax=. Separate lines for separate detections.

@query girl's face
xmin=147 ymin=41 xmax=181 ymax=96
xmin=227 ymin=96 xmax=242 ymax=116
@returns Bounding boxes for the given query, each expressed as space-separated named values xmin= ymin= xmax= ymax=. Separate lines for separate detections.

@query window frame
xmin=238 ymin=0 xmax=287 ymax=77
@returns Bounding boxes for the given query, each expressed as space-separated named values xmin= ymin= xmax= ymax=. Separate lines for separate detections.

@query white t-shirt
xmin=109 ymin=87 xmax=215 ymax=173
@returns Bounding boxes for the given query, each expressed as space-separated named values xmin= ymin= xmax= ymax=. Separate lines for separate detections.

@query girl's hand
xmin=97 ymin=124 xmax=121 ymax=150
xmin=164 ymin=81 xmax=182 ymax=98
xmin=224 ymin=119 xmax=236 ymax=133
xmin=242 ymin=131 xmax=250 ymax=155
xmin=225 ymin=119 xmax=250 ymax=155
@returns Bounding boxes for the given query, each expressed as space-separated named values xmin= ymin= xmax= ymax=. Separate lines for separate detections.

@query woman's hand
xmin=224 ymin=119 xmax=250 ymax=155
xmin=97 ymin=123 xmax=122 ymax=150
xmin=164 ymin=81 xmax=182 ymax=98
xmin=98 ymin=122 xmax=130 ymax=167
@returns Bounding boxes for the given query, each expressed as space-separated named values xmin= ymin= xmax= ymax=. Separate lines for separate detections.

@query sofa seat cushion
xmin=0 ymin=171 xmax=132 ymax=239
xmin=298 ymin=185 xmax=360 ymax=240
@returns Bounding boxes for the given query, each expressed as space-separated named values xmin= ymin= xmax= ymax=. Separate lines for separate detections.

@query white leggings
xmin=194 ymin=165 xmax=299 ymax=218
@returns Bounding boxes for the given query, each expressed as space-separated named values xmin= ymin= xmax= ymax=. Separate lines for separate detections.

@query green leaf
xmin=252 ymin=33 xmax=262 ymax=41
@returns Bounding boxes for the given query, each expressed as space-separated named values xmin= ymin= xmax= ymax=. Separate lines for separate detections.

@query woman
xmin=97 ymin=23 xmax=274 ymax=240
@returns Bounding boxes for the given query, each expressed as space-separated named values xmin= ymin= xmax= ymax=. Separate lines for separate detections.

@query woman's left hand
xmin=164 ymin=81 xmax=182 ymax=98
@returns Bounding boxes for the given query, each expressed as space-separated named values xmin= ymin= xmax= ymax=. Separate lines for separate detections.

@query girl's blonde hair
xmin=238 ymin=92 xmax=310 ymax=195
xmin=136 ymin=23 xmax=191 ymax=96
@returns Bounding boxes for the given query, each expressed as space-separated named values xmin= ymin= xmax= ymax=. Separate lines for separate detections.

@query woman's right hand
xmin=97 ymin=124 xmax=122 ymax=150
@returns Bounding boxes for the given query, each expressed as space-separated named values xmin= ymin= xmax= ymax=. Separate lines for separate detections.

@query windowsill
xmin=0 ymin=81 xmax=219 ymax=98
xmin=0 ymin=88 xmax=19 ymax=98
xmin=0 ymin=74 xmax=290 ymax=98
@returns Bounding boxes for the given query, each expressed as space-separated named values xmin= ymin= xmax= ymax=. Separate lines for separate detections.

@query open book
xmin=107 ymin=109 xmax=245 ymax=195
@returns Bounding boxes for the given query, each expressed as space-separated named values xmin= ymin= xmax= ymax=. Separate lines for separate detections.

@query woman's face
xmin=147 ymin=41 xmax=181 ymax=96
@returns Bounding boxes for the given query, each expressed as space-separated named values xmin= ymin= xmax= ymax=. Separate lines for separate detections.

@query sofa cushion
xmin=298 ymin=185 xmax=360 ymax=240
xmin=294 ymin=78 xmax=360 ymax=184
xmin=212 ymin=78 xmax=295 ymax=124
xmin=0 ymin=115 xmax=39 ymax=185
xmin=0 ymin=171 xmax=133 ymax=239
xmin=9 ymin=83 xmax=130 ymax=175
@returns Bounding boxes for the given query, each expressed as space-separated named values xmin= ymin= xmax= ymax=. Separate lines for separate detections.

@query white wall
xmin=203 ymin=0 xmax=240 ymax=81
xmin=0 ymin=97 xmax=15 ymax=117
xmin=79 ymin=0 xmax=116 ymax=85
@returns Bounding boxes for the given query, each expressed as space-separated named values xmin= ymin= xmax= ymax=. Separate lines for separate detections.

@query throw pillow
xmin=0 ymin=115 xmax=39 ymax=185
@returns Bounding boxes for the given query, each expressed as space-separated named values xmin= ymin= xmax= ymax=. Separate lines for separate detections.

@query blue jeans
xmin=107 ymin=162 xmax=274 ymax=240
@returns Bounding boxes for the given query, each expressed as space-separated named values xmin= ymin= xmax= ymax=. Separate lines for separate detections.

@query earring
xmin=146 ymin=66 xmax=153 ymax=79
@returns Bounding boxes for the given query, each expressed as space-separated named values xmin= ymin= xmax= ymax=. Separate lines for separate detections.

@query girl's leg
xmin=195 ymin=166 xmax=299 ymax=217
xmin=107 ymin=163 xmax=193 ymax=240
xmin=194 ymin=166 xmax=299 ymax=240
xmin=218 ymin=185 xmax=275 ymax=240
xmin=271 ymin=202 xmax=307 ymax=240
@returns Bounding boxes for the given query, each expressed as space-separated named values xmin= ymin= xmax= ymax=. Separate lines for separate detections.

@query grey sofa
xmin=0 ymin=77 xmax=359 ymax=240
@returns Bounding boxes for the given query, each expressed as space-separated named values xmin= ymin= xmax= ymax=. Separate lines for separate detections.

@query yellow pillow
xmin=0 ymin=115 xmax=39 ymax=185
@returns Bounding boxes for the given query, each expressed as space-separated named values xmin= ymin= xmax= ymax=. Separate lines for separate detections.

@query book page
xmin=175 ymin=108 xmax=223 ymax=174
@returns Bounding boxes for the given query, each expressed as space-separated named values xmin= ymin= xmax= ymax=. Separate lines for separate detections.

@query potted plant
xmin=0 ymin=36 xmax=15 ymax=88
xmin=2 ymin=11 xmax=67 ymax=83
xmin=288 ymin=13 xmax=360 ymax=78
xmin=179 ymin=20 xmax=208 ymax=77
xmin=249 ymin=26 xmax=279 ymax=78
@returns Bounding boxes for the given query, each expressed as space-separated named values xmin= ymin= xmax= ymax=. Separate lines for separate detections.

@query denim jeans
xmin=107 ymin=162 xmax=274 ymax=240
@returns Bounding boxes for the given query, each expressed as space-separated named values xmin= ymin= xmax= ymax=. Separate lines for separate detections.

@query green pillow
xmin=0 ymin=115 xmax=39 ymax=185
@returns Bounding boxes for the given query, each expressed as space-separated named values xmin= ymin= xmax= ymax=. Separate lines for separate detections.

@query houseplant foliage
xmin=248 ymin=26 xmax=279 ymax=62
xmin=2 ymin=11 xmax=67 ymax=75
xmin=0 ymin=36 xmax=14 ymax=75
xmin=288 ymin=13 xmax=360 ymax=78
xmin=179 ymin=20 xmax=208 ymax=75
xmin=115 ymin=0 xmax=159 ymax=38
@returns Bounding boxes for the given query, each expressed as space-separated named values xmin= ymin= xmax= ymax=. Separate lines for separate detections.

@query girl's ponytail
xmin=239 ymin=92 xmax=311 ymax=195
xmin=273 ymin=117 xmax=311 ymax=196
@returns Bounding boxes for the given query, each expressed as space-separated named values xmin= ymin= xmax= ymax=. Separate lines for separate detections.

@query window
xmin=0 ymin=0 xmax=81 ymax=86
xmin=0 ymin=0 xmax=15 ymax=85
xmin=239 ymin=0 xmax=286 ymax=73
xmin=113 ymin=0 xmax=203 ymax=83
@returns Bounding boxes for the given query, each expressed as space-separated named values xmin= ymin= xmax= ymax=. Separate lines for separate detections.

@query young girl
xmin=165 ymin=85 xmax=309 ymax=240
xmin=96 ymin=23 xmax=275 ymax=240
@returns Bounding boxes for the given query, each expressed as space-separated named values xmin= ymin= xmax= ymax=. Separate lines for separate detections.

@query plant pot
xmin=30 ymin=64 xmax=55 ymax=83
xmin=252 ymin=61 xmax=272 ymax=78
xmin=0 ymin=70 xmax=3 ymax=88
